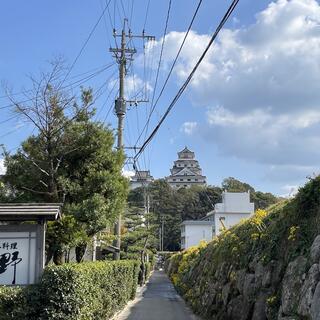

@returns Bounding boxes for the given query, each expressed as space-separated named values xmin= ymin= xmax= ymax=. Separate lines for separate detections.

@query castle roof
xmin=178 ymin=146 xmax=195 ymax=159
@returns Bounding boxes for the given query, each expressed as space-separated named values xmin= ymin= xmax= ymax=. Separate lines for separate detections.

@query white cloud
xmin=147 ymin=0 xmax=320 ymax=178
xmin=264 ymin=164 xmax=318 ymax=183
xmin=124 ymin=74 xmax=152 ymax=101
xmin=108 ymin=75 xmax=152 ymax=102
xmin=122 ymin=169 xmax=135 ymax=179
xmin=180 ymin=122 xmax=198 ymax=135
xmin=280 ymin=184 xmax=299 ymax=198
xmin=0 ymin=159 xmax=6 ymax=175
xmin=206 ymin=107 xmax=320 ymax=166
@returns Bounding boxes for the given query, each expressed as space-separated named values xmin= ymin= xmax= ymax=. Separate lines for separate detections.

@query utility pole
xmin=161 ymin=216 xmax=164 ymax=251
xmin=110 ymin=19 xmax=155 ymax=260
xmin=159 ymin=214 xmax=164 ymax=252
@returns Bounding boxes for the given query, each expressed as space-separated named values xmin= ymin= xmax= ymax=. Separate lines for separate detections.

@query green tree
xmin=222 ymin=177 xmax=279 ymax=209
xmin=128 ymin=178 xmax=279 ymax=252
xmin=2 ymin=62 xmax=128 ymax=263
xmin=222 ymin=177 xmax=255 ymax=193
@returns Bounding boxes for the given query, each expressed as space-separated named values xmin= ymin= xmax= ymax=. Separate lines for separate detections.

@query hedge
xmin=0 ymin=260 xmax=140 ymax=320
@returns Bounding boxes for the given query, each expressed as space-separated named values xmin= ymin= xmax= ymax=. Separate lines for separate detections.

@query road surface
xmin=115 ymin=270 xmax=199 ymax=320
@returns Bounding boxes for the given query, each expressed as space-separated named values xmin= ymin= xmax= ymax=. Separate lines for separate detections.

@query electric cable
xmin=0 ymin=63 xmax=115 ymax=111
xmin=134 ymin=0 xmax=241 ymax=161
xmin=58 ymin=0 xmax=113 ymax=88
xmin=135 ymin=0 xmax=204 ymax=147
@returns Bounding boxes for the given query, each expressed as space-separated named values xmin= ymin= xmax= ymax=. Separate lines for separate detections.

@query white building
xmin=180 ymin=220 xmax=215 ymax=250
xmin=130 ymin=170 xmax=154 ymax=190
xmin=166 ymin=147 xmax=206 ymax=189
xmin=206 ymin=191 xmax=254 ymax=235
xmin=181 ymin=192 xmax=254 ymax=249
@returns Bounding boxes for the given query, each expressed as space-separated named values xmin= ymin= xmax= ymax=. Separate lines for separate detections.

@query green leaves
xmin=0 ymin=261 xmax=140 ymax=320
xmin=2 ymin=86 xmax=128 ymax=262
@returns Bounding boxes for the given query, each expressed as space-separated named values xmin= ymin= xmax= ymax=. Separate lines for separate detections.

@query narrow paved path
xmin=115 ymin=270 xmax=199 ymax=320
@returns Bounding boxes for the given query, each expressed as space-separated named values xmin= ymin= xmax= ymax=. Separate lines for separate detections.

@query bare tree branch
xmin=21 ymin=153 xmax=50 ymax=177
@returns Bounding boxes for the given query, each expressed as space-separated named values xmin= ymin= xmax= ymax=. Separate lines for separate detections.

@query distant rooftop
xmin=131 ymin=170 xmax=153 ymax=180
xmin=178 ymin=146 xmax=195 ymax=159
xmin=181 ymin=220 xmax=214 ymax=226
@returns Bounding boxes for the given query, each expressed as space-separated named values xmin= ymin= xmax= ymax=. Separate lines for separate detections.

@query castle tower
xmin=166 ymin=147 xmax=206 ymax=189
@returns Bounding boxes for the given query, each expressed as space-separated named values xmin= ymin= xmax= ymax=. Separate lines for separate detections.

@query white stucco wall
xmin=215 ymin=192 xmax=254 ymax=213
xmin=181 ymin=224 xmax=214 ymax=249
xmin=211 ymin=192 xmax=255 ymax=236
xmin=214 ymin=212 xmax=252 ymax=235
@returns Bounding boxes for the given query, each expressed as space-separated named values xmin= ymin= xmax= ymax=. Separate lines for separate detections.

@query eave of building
xmin=0 ymin=203 xmax=62 ymax=221
xmin=170 ymin=168 xmax=201 ymax=176
xmin=167 ymin=173 xmax=206 ymax=179
xmin=181 ymin=220 xmax=214 ymax=226
xmin=206 ymin=210 xmax=252 ymax=217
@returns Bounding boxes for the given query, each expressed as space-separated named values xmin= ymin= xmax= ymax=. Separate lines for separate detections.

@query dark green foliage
xmin=296 ymin=175 xmax=320 ymax=214
xmin=128 ymin=178 xmax=279 ymax=251
xmin=2 ymin=99 xmax=128 ymax=262
xmin=0 ymin=286 xmax=25 ymax=319
xmin=166 ymin=176 xmax=320 ymax=319
xmin=1 ymin=63 xmax=128 ymax=262
xmin=145 ymin=262 xmax=153 ymax=280
xmin=0 ymin=260 xmax=140 ymax=320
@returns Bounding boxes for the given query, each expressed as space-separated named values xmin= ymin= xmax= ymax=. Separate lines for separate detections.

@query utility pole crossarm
xmin=109 ymin=48 xmax=136 ymax=55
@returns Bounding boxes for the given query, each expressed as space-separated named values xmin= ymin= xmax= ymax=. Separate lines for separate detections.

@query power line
xmin=147 ymin=0 xmax=172 ymax=120
xmin=58 ymin=0 xmax=113 ymax=87
xmin=134 ymin=0 xmax=241 ymax=161
xmin=143 ymin=0 xmax=151 ymax=31
xmin=135 ymin=0 xmax=203 ymax=147
xmin=94 ymin=74 xmax=118 ymax=121
xmin=0 ymin=66 xmax=116 ymax=141
xmin=0 ymin=115 xmax=19 ymax=125
xmin=129 ymin=0 xmax=135 ymax=27
xmin=0 ymin=63 xmax=112 ymax=100
xmin=0 ymin=63 xmax=115 ymax=111
xmin=120 ymin=0 xmax=127 ymax=19
xmin=133 ymin=0 xmax=172 ymax=148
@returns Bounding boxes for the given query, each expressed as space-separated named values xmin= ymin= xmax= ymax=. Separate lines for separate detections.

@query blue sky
xmin=1 ymin=0 xmax=320 ymax=196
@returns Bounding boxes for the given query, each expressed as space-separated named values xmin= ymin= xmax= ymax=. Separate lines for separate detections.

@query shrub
xmin=0 ymin=260 xmax=140 ymax=320
xmin=145 ymin=262 xmax=152 ymax=280
xmin=0 ymin=286 xmax=25 ymax=320
xmin=165 ymin=176 xmax=320 ymax=319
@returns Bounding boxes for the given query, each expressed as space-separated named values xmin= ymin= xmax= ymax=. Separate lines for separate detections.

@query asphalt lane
xmin=115 ymin=270 xmax=199 ymax=320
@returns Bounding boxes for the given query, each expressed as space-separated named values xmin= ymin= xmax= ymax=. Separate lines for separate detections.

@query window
xmin=173 ymin=179 xmax=176 ymax=181
xmin=180 ymin=179 xmax=183 ymax=181
xmin=195 ymin=179 xmax=198 ymax=181
xmin=184 ymin=185 xmax=187 ymax=187
xmin=184 ymin=164 xmax=187 ymax=167
xmin=187 ymin=179 xmax=191 ymax=181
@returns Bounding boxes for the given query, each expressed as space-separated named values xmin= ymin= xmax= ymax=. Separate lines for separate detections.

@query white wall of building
xmin=181 ymin=192 xmax=255 ymax=249
xmin=214 ymin=212 xmax=252 ymax=235
xmin=181 ymin=222 xmax=214 ymax=250
xmin=215 ymin=192 xmax=254 ymax=213
xmin=213 ymin=191 xmax=254 ymax=236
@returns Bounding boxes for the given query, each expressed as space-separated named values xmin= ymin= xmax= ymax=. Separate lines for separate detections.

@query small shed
xmin=0 ymin=203 xmax=62 ymax=285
